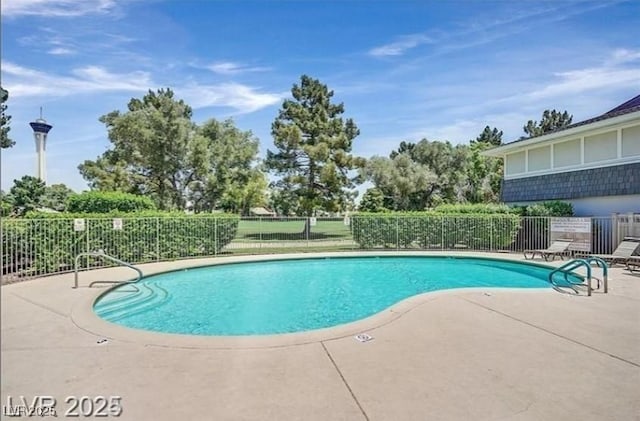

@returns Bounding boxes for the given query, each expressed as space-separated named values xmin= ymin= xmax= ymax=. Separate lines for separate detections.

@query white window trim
xmin=504 ymin=156 xmax=640 ymax=180
xmin=502 ymin=121 xmax=640 ymax=179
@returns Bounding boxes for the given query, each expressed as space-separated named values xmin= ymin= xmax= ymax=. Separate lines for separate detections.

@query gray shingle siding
xmin=501 ymin=162 xmax=640 ymax=202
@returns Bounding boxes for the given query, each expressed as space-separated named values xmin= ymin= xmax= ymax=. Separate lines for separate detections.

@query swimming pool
xmin=94 ymin=256 xmax=554 ymax=336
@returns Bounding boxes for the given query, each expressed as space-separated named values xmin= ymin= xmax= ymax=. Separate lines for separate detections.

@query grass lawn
xmin=234 ymin=219 xmax=352 ymax=242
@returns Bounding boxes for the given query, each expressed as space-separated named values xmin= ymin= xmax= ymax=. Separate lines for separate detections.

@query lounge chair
xmin=523 ymin=239 xmax=573 ymax=261
xmin=626 ymin=256 xmax=640 ymax=272
xmin=591 ymin=237 xmax=640 ymax=267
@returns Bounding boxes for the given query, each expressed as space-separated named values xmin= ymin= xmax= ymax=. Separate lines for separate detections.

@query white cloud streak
xmin=357 ymin=48 xmax=640 ymax=146
xmin=1 ymin=62 xmax=283 ymax=114
xmin=369 ymin=34 xmax=433 ymax=57
xmin=204 ymin=61 xmax=271 ymax=75
xmin=178 ymin=83 xmax=284 ymax=114
xmin=369 ymin=1 xmax=625 ymax=59
xmin=520 ymin=48 xmax=640 ymax=102
xmin=2 ymin=62 xmax=152 ymax=96
xmin=47 ymin=47 xmax=76 ymax=55
xmin=1 ymin=0 xmax=117 ymax=17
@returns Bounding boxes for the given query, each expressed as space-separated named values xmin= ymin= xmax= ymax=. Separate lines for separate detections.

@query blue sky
xmin=1 ymin=0 xmax=639 ymax=192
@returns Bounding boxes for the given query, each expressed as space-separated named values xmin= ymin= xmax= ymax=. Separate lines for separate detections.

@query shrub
xmin=351 ymin=212 xmax=521 ymax=250
xmin=1 ymin=201 xmax=11 ymax=217
xmin=432 ymin=203 xmax=516 ymax=214
xmin=66 ymin=191 xmax=156 ymax=213
xmin=2 ymin=212 xmax=239 ymax=275
xmin=523 ymin=201 xmax=574 ymax=217
xmin=1 ymin=219 xmax=33 ymax=275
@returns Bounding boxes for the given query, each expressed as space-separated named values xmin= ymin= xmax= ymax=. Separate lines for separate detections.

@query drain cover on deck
xmin=354 ymin=333 xmax=374 ymax=343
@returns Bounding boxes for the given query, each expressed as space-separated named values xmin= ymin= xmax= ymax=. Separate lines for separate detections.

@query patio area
xmin=2 ymin=252 xmax=639 ymax=420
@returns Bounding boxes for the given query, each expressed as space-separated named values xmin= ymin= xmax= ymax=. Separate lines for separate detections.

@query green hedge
xmin=2 ymin=212 xmax=239 ymax=275
xmin=351 ymin=212 xmax=521 ymax=250
xmin=66 ymin=191 xmax=156 ymax=213
xmin=522 ymin=201 xmax=574 ymax=217
xmin=432 ymin=203 xmax=516 ymax=214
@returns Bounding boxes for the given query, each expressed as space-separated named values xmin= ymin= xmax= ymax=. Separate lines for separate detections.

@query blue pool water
xmin=94 ymin=257 xmax=553 ymax=336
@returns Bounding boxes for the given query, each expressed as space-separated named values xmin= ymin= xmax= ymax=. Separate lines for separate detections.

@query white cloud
xmin=2 ymin=62 xmax=283 ymax=114
xmin=526 ymin=68 xmax=640 ymax=101
xmin=2 ymin=62 xmax=152 ymax=97
xmin=178 ymin=83 xmax=283 ymax=113
xmin=522 ymin=49 xmax=640 ymax=102
xmin=204 ymin=61 xmax=271 ymax=75
xmin=48 ymin=47 xmax=76 ymax=55
xmin=369 ymin=34 xmax=433 ymax=57
xmin=369 ymin=2 xmax=623 ymax=60
xmin=610 ymin=48 xmax=640 ymax=64
xmin=1 ymin=0 xmax=117 ymax=17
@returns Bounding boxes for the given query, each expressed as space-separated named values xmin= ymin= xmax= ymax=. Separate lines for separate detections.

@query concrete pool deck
xmin=1 ymin=252 xmax=639 ymax=420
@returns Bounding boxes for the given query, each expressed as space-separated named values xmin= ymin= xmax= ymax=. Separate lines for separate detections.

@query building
xmin=483 ymin=94 xmax=640 ymax=216
xmin=249 ymin=207 xmax=276 ymax=217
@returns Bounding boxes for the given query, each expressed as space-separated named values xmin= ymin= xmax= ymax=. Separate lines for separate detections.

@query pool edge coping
xmin=68 ymin=251 xmax=561 ymax=349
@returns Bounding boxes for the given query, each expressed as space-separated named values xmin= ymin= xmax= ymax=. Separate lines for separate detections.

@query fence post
xmin=0 ymin=218 xmax=3 ymax=285
xmin=214 ymin=217 xmax=218 ymax=256
xmin=156 ymin=217 xmax=160 ymax=262
xmin=490 ymin=217 xmax=494 ymax=252
xmin=441 ymin=217 xmax=445 ymax=250
xmin=260 ymin=217 xmax=263 ymax=249
xmin=86 ymin=219 xmax=90 ymax=271
xmin=396 ymin=216 xmax=400 ymax=250
xmin=611 ymin=213 xmax=618 ymax=248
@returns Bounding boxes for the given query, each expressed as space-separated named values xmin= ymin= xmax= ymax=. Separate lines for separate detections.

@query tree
xmin=233 ymin=172 xmax=268 ymax=215
xmin=1 ymin=86 xmax=14 ymax=148
xmin=41 ymin=183 xmax=75 ymax=211
xmin=1 ymin=190 xmax=13 ymax=216
xmin=460 ymin=125 xmax=505 ymax=203
xmin=268 ymin=185 xmax=299 ymax=216
xmin=265 ymin=75 xmax=363 ymax=222
xmin=359 ymin=188 xmax=386 ymax=212
xmin=362 ymin=139 xmax=468 ymax=210
xmin=79 ymin=91 xmax=265 ymax=213
xmin=523 ymin=109 xmax=573 ymax=138
xmin=188 ymin=119 xmax=264 ymax=213
xmin=389 ymin=141 xmax=416 ymax=159
xmin=409 ymin=139 xmax=468 ymax=203
xmin=363 ymin=152 xmax=436 ymax=211
xmin=9 ymin=176 xmax=46 ymax=215
xmin=463 ymin=141 xmax=502 ymax=203
xmin=78 ymin=150 xmax=144 ymax=193
xmin=472 ymin=126 xmax=503 ymax=146
xmin=79 ymin=89 xmax=199 ymax=210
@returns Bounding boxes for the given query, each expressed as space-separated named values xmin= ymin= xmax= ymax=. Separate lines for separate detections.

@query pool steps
xmin=95 ymin=283 xmax=170 ymax=321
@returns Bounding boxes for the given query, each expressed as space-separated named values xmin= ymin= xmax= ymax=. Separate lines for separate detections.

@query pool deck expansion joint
xmin=460 ymin=296 xmax=640 ymax=369
xmin=321 ymin=341 xmax=370 ymax=421
xmin=9 ymin=291 xmax=68 ymax=319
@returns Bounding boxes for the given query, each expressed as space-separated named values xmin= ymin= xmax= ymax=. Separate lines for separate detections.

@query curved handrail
xmin=583 ymin=257 xmax=608 ymax=293
xmin=73 ymin=250 xmax=142 ymax=289
xmin=548 ymin=259 xmax=592 ymax=296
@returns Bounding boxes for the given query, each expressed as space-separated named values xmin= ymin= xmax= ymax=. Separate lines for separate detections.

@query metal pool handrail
xmin=583 ymin=256 xmax=608 ymax=293
xmin=548 ymin=257 xmax=609 ymax=296
xmin=73 ymin=250 xmax=142 ymax=289
xmin=548 ymin=259 xmax=592 ymax=296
